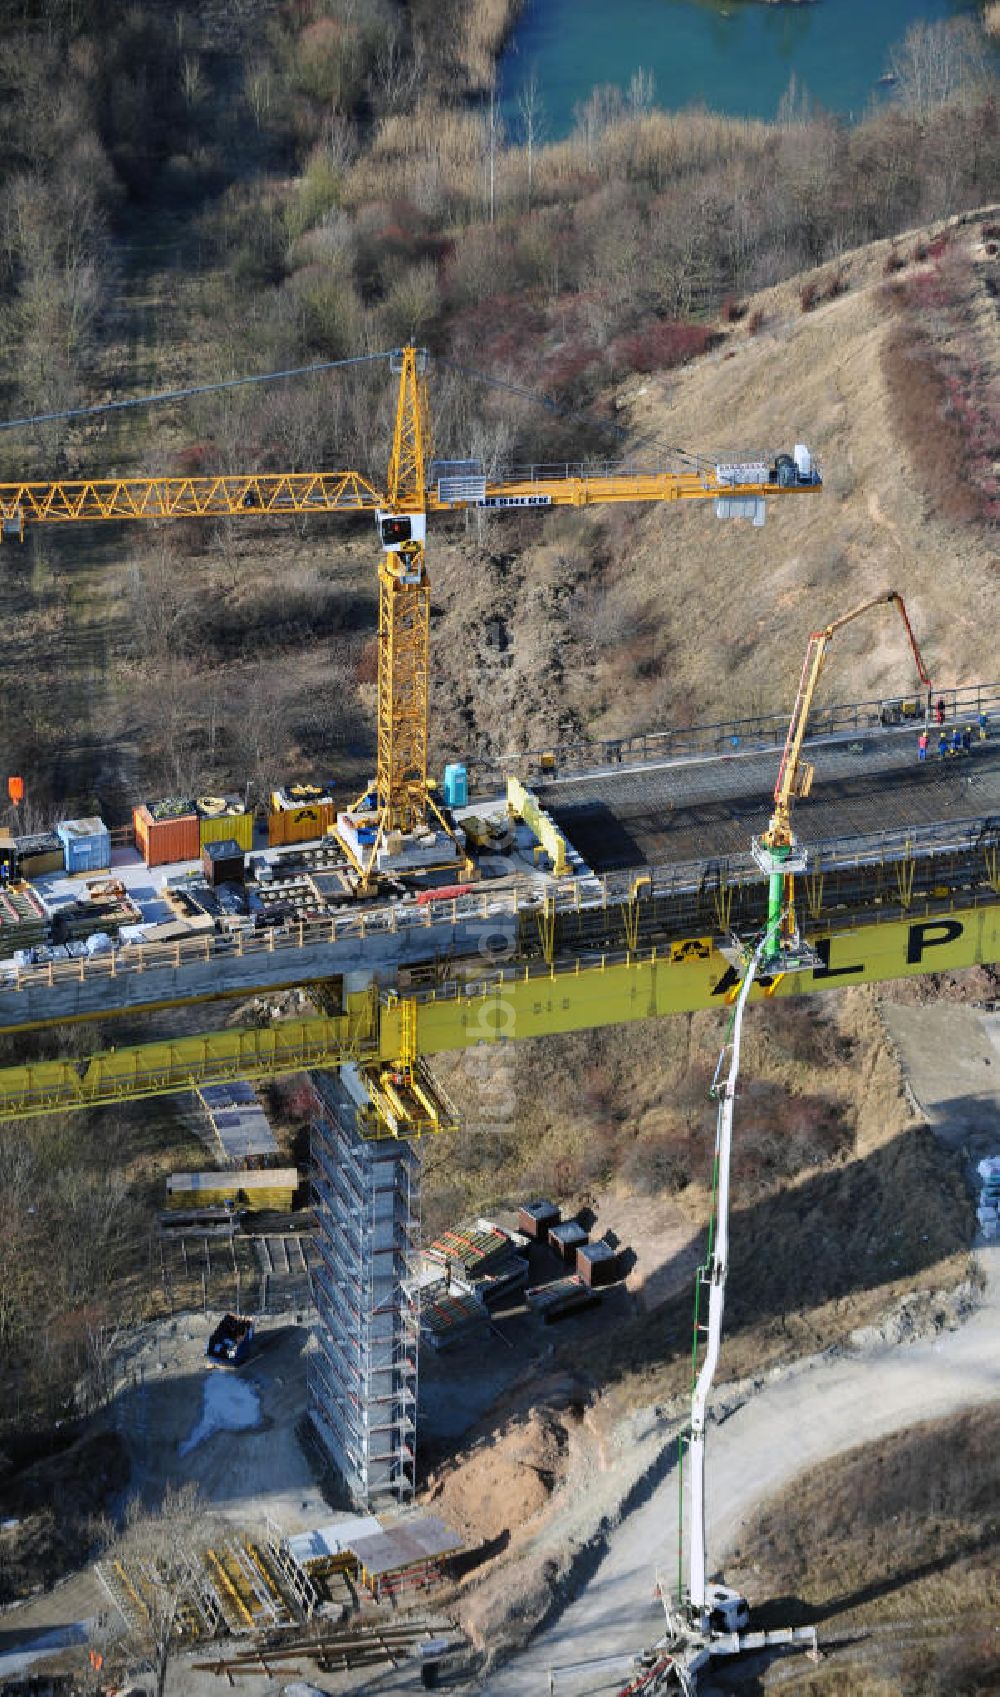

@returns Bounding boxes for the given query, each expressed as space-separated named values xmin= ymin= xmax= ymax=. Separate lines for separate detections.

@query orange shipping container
xmin=134 ymin=804 xmax=201 ymax=868
xmin=267 ymin=801 xmax=335 ymax=847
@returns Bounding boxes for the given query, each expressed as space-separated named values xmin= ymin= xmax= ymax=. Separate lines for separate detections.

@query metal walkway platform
xmin=537 ymin=728 xmax=1000 ymax=872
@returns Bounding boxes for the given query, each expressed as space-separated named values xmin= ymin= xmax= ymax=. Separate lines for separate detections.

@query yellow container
xmin=166 ymin=1169 xmax=298 ymax=1211
xmin=198 ymin=811 xmax=253 ymax=851
xmin=267 ymin=802 xmax=335 ymax=847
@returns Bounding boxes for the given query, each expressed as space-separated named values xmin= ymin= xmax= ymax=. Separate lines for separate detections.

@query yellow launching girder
xmin=1 ymin=901 xmax=996 ymax=1122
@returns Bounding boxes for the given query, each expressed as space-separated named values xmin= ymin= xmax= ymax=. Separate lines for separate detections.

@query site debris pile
xmin=192 ymin=1616 xmax=461 ymax=1681
xmin=52 ymin=879 xmax=142 ymax=945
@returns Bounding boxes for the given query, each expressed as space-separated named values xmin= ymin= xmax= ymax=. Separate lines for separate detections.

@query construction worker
xmin=962 ymin=726 xmax=973 ymax=753
xmin=936 ymin=697 xmax=947 ymax=726
xmin=918 ymin=730 xmax=928 ymax=762
xmin=938 ymin=729 xmax=949 ymax=758
xmin=979 ymin=711 xmax=989 ymax=741
xmin=951 ymin=726 xmax=963 ymax=756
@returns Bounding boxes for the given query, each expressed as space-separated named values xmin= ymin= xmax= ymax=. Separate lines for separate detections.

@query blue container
xmin=55 ymin=817 xmax=111 ymax=875
xmin=443 ymin=763 xmax=468 ymax=808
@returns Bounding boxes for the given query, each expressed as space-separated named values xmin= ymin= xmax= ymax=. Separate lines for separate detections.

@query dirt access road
xmin=479 ymin=1005 xmax=1000 ymax=1695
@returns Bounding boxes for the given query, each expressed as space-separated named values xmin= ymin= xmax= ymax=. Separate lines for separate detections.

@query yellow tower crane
xmin=0 ymin=345 xmax=822 ymax=884
xmin=753 ymin=589 xmax=932 ymax=964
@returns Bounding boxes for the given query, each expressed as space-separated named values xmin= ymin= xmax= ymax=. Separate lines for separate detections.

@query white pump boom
xmin=687 ymin=933 xmax=768 ymax=1627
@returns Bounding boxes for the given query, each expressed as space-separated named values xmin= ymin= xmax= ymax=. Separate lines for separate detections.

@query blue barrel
xmin=443 ymin=763 xmax=468 ymax=808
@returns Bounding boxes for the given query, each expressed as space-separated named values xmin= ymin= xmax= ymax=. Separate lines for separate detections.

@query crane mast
xmin=0 ymin=345 xmax=823 ymax=886
xmin=370 ymin=345 xmax=433 ymax=846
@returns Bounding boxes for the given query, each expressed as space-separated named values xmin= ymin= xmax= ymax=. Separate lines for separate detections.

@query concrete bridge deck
xmin=538 ymin=725 xmax=1000 ymax=872
xmin=1 ymin=725 xmax=998 ymax=1035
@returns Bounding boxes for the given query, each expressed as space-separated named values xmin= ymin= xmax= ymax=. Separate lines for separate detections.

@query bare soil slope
xmin=428 ymin=207 xmax=998 ymax=764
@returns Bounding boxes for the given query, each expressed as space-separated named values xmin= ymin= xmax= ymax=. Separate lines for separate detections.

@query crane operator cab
xmin=377 ymin=511 xmax=426 ymax=584
xmin=377 ymin=512 xmax=426 ymax=550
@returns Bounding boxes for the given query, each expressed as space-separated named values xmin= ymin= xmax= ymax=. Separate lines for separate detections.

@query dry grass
xmin=725 ymin=1406 xmax=1000 ymax=1694
xmin=432 ymin=984 xmax=975 ymax=1419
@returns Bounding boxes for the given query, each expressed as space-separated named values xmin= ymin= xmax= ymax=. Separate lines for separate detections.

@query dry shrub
xmin=882 ymin=324 xmax=984 ymax=524
xmin=720 ymin=295 xmax=746 ymax=323
xmin=823 ymin=268 xmax=848 ymax=300
xmin=799 ymin=279 xmax=819 ymax=312
xmin=611 ymin=319 xmax=719 ymax=374
xmin=882 ymin=245 xmax=906 ymax=275
xmin=355 ymin=636 xmax=378 ymax=684
xmin=912 ymin=237 xmax=929 ymax=261
xmin=747 ymin=307 xmax=765 ymax=336
xmin=882 ymin=245 xmax=999 ymax=525
xmin=440 ymin=0 xmax=523 ymax=90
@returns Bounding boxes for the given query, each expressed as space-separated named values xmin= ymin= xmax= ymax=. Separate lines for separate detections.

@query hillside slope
xmin=427 ymin=207 xmax=998 ymax=766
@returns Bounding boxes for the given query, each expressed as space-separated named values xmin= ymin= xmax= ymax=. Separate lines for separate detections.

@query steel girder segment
xmin=0 ymin=904 xmax=998 ymax=1121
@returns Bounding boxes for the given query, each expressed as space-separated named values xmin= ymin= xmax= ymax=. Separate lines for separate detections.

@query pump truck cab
xmin=706 ymin=1583 xmax=751 ymax=1635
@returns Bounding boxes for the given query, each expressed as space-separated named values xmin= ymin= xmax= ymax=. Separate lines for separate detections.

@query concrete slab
xmin=538 ymin=728 xmax=1000 ymax=871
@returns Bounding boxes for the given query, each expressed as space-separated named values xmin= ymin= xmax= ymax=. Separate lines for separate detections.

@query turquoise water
xmin=501 ymin=0 xmax=988 ymax=132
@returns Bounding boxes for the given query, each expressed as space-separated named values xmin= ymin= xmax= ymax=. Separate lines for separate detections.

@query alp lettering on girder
xmin=709 ymin=916 xmax=969 ymax=997
xmin=670 ymin=937 xmax=712 ymax=962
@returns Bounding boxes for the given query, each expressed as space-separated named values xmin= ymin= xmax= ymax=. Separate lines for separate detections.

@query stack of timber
xmin=419 ymin=1280 xmax=488 ymax=1350
xmin=55 ymin=879 xmax=142 ymax=942
xmin=425 ymin=1224 xmax=528 ymax=1310
xmin=192 ymin=1617 xmax=460 ymax=1680
xmin=526 ymin=1273 xmax=601 ymax=1323
xmin=0 ymin=884 xmax=48 ymax=953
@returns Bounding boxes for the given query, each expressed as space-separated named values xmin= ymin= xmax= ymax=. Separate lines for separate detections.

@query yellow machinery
xmin=0 ymin=347 xmax=821 ymax=885
xmin=1 ymin=900 xmax=999 ymax=1122
xmin=753 ymin=590 xmax=932 ymax=963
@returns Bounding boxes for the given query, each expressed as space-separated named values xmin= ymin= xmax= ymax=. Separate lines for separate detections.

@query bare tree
xmin=888 ymin=19 xmax=991 ymax=117
xmin=368 ymin=24 xmax=425 ymax=117
xmin=105 ymin=1484 xmax=203 ymax=1697
xmin=627 ymin=66 xmax=655 ymax=115
xmin=517 ymin=72 xmax=546 ymax=210
xmin=483 ymin=87 xmax=505 ymax=225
